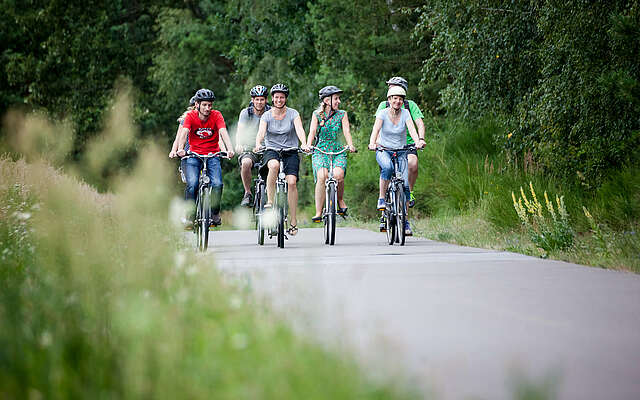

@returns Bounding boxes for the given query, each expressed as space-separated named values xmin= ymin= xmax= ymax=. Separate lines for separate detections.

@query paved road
xmin=207 ymin=227 xmax=640 ymax=400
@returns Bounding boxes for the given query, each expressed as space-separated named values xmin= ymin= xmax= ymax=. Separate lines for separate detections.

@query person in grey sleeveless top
xmin=368 ymin=85 xmax=424 ymax=236
xmin=235 ymin=85 xmax=271 ymax=207
xmin=254 ymin=83 xmax=310 ymax=236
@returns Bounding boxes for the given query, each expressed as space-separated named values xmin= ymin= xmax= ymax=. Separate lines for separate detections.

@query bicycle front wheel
xmin=255 ymin=182 xmax=265 ymax=245
xmin=385 ymin=191 xmax=396 ymax=245
xmin=327 ymin=182 xmax=337 ymax=245
xmin=198 ymin=187 xmax=211 ymax=251
xmin=277 ymin=189 xmax=285 ymax=248
xmin=395 ymin=186 xmax=406 ymax=246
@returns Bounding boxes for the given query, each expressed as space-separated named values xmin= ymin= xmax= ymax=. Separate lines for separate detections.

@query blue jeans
xmin=184 ymin=156 xmax=223 ymax=214
xmin=376 ymin=150 xmax=410 ymax=200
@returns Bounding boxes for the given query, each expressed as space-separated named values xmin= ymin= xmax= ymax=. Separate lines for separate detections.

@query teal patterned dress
xmin=312 ymin=110 xmax=348 ymax=181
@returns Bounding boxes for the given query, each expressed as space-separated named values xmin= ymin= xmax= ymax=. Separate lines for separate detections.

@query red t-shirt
xmin=183 ymin=109 xmax=226 ymax=154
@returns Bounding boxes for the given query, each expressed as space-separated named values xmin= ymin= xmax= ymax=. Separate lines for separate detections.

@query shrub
xmin=512 ymin=182 xmax=574 ymax=252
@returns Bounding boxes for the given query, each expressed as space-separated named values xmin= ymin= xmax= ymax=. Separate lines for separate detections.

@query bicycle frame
xmin=312 ymin=146 xmax=350 ymax=245
xmin=181 ymin=150 xmax=227 ymax=251
xmin=377 ymin=145 xmax=414 ymax=246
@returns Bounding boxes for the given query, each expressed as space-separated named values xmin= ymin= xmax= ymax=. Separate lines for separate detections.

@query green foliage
xmin=418 ymin=0 xmax=640 ymax=185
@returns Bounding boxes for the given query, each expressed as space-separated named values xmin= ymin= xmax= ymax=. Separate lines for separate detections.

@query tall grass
xmin=0 ymin=92 xmax=414 ymax=399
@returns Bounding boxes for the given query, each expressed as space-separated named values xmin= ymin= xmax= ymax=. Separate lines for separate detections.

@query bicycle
xmin=257 ymin=147 xmax=308 ymax=248
xmin=251 ymin=148 xmax=267 ymax=245
xmin=180 ymin=150 xmax=228 ymax=251
xmin=374 ymin=145 xmax=414 ymax=246
xmin=311 ymin=146 xmax=353 ymax=245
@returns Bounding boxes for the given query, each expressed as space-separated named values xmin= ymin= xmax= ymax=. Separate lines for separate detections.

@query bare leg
xmin=408 ymin=153 xmax=418 ymax=191
xmin=334 ymin=167 xmax=346 ymax=209
xmin=286 ymin=175 xmax=298 ymax=227
xmin=379 ymin=178 xmax=390 ymax=199
xmin=266 ymin=159 xmax=279 ymax=204
xmin=240 ymin=158 xmax=253 ymax=194
xmin=314 ymin=168 xmax=327 ymax=218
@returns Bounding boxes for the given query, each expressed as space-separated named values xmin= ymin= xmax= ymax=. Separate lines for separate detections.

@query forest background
xmin=1 ymin=0 xmax=639 ymax=268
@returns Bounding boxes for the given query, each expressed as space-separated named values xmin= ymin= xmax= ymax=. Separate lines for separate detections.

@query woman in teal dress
xmin=306 ymin=86 xmax=356 ymax=222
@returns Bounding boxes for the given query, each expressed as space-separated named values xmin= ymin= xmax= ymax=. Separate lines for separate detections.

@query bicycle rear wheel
xmin=396 ymin=186 xmax=406 ymax=246
xmin=326 ymin=182 xmax=337 ymax=245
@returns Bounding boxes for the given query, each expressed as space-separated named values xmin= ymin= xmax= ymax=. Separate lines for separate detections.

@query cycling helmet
xmin=318 ymin=85 xmax=343 ymax=100
xmin=270 ymin=83 xmax=289 ymax=97
xmin=385 ymin=76 xmax=408 ymax=91
xmin=189 ymin=95 xmax=196 ymax=106
xmin=387 ymin=86 xmax=406 ymax=98
xmin=250 ymin=85 xmax=268 ymax=97
xmin=194 ymin=88 xmax=215 ymax=102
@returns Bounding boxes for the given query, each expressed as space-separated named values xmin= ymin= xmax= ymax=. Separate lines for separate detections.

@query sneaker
xmin=379 ymin=215 xmax=386 ymax=232
xmin=240 ymin=192 xmax=253 ymax=207
xmin=404 ymin=219 xmax=413 ymax=236
xmin=409 ymin=191 xmax=415 ymax=208
xmin=376 ymin=198 xmax=385 ymax=211
xmin=211 ymin=213 xmax=222 ymax=226
xmin=181 ymin=217 xmax=193 ymax=231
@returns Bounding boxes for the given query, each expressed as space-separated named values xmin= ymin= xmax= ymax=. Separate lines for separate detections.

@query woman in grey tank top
xmin=368 ymin=85 xmax=424 ymax=236
xmin=254 ymin=84 xmax=310 ymax=236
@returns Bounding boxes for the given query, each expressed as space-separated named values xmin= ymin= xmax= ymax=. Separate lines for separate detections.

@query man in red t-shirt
xmin=174 ymin=88 xmax=234 ymax=226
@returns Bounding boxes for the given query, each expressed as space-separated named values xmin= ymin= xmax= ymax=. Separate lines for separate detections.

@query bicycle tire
xmin=396 ymin=185 xmax=406 ymax=246
xmin=277 ymin=189 xmax=285 ymax=248
xmin=385 ymin=191 xmax=396 ymax=245
xmin=255 ymin=182 xmax=265 ymax=245
xmin=200 ymin=187 xmax=211 ymax=251
xmin=327 ymin=181 xmax=336 ymax=245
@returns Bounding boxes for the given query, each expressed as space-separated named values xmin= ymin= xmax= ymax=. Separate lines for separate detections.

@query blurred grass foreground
xmin=0 ymin=92 xmax=411 ymax=399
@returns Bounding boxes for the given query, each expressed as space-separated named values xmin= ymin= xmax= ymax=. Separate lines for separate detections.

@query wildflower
xmin=507 ymin=132 xmax=513 ymax=139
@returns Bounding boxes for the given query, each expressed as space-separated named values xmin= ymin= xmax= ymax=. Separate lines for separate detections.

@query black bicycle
xmin=251 ymin=149 xmax=267 ymax=245
xmin=312 ymin=146 xmax=353 ymax=245
xmin=375 ymin=145 xmax=414 ymax=246
xmin=180 ymin=150 xmax=228 ymax=251
xmin=256 ymin=147 xmax=307 ymax=248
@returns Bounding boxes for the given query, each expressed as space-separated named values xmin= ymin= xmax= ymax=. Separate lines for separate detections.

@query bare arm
xmin=415 ymin=117 xmax=425 ymax=140
xmin=235 ymin=121 xmax=247 ymax=153
xmin=307 ymin=113 xmax=318 ymax=147
xmin=169 ymin=125 xmax=181 ymax=158
xmin=369 ymin=118 xmax=383 ymax=150
xmin=406 ymin=118 xmax=422 ymax=148
xmin=341 ymin=112 xmax=356 ymax=152
xmin=293 ymin=115 xmax=310 ymax=151
xmin=218 ymin=127 xmax=234 ymax=157
xmin=176 ymin=126 xmax=190 ymax=157
xmin=254 ymin=120 xmax=267 ymax=152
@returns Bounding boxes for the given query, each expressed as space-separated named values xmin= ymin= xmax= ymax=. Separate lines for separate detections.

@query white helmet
xmin=386 ymin=86 xmax=406 ymax=98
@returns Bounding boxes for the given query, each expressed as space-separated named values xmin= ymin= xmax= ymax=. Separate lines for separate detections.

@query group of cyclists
xmin=168 ymin=76 xmax=426 ymax=239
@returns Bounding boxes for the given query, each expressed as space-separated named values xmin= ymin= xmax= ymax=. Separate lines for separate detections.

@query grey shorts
xmin=238 ymin=151 xmax=260 ymax=168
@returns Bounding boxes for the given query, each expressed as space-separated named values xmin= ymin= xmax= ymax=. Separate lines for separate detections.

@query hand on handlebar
xmin=226 ymin=149 xmax=235 ymax=159
xmin=368 ymin=143 xmax=377 ymax=151
xmin=169 ymin=149 xmax=177 ymax=158
xmin=177 ymin=149 xmax=186 ymax=157
xmin=300 ymin=144 xmax=311 ymax=153
xmin=415 ymin=141 xmax=426 ymax=150
xmin=348 ymin=145 xmax=357 ymax=153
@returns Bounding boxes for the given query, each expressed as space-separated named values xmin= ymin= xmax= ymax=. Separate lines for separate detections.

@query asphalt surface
xmin=204 ymin=226 xmax=640 ymax=400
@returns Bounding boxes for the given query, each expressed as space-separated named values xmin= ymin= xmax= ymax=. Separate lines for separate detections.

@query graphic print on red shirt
xmin=183 ymin=109 xmax=226 ymax=154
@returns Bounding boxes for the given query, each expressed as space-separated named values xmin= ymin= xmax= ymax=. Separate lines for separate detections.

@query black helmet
xmin=250 ymin=85 xmax=268 ymax=97
xmin=385 ymin=77 xmax=408 ymax=91
xmin=318 ymin=85 xmax=343 ymax=101
xmin=189 ymin=95 xmax=196 ymax=106
xmin=270 ymin=83 xmax=289 ymax=97
xmin=194 ymin=88 xmax=215 ymax=102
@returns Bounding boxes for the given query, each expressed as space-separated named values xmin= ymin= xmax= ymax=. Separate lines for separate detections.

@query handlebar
xmin=311 ymin=146 xmax=357 ymax=155
xmin=256 ymin=146 xmax=311 ymax=154
xmin=181 ymin=151 xmax=229 ymax=160
xmin=369 ymin=145 xmax=417 ymax=152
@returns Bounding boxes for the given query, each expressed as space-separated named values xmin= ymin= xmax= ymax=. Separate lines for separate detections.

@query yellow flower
xmin=507 ymin=132 xmax=513 ymax=139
